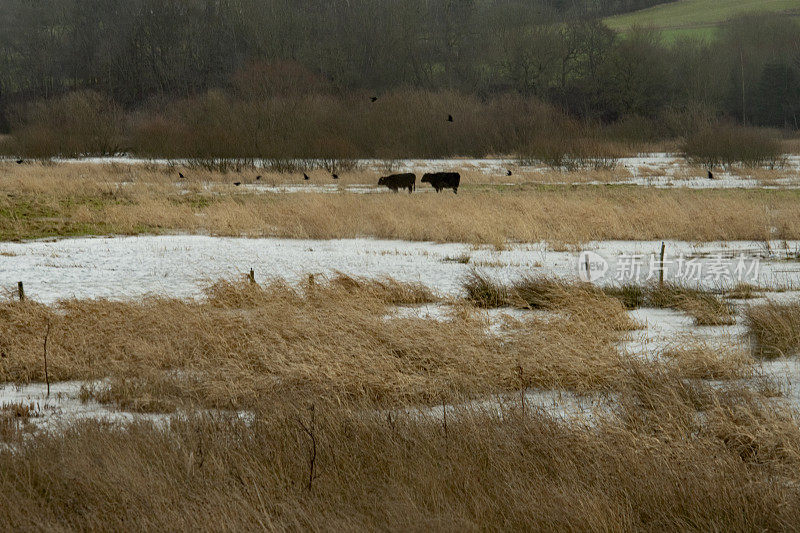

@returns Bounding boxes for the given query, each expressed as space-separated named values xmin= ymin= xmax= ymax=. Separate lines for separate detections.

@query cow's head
xmin=378 ymin=176 xmax=386 ymax=185
xmin=421 ymin=174 xmax=433 ymax=183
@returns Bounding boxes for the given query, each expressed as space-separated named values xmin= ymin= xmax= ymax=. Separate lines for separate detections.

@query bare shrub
xmin=682 ymin=125 xmax=785 ymax=169
xmin=12 ymin=91 xmax=126 ymax=157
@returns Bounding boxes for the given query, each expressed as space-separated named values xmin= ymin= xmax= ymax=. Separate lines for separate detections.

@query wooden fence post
xmin=249 ymin=269 xmax=255 ymax=284
xmin=17 ymin=281 xmax=24 ymax=301
xmin=659 ymin=242 xmax=666 ymax=287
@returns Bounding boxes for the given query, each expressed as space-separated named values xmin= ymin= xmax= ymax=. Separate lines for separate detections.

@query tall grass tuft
xmin=746 ymin=302 xmax=800 ymax=358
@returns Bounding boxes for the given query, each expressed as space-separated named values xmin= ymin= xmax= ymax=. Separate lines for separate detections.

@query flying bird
xmin=370 ymin=96 xmax=378 ymax=102
xmin=15 ymin=159 xmax=23 ymax=165
xmin=506 ymin=170 xmax=512 ymax=176
xmin=447 ymin=114 xmax=454 ymax=122
xmin=255 ymin=175 xmax=261 ymax=181
xmin=179 ymin=172 xmax=185 ymax=179
xmin=332 ymin=173 xmax=339 ymax=180
xmin=303 ymin=173 xmax=310 ymax=181
xmin=707 ymin=170 xmax=714 ymax=180
xmin=234 ymin=182 xmax=241 ymax=186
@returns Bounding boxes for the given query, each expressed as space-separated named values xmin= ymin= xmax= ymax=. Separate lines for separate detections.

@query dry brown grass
xmin=0 ymin=271 xmax=790 ymax=529
xmin=2 ymin=161 xmax=800 ymax=244
xmin=465 ymin=274 xmax=733 ymax=327
xmin=662 ymin=344 xmax=754 ymax=380
xmin=746 ymin=302 xmax=800 ymax=359
xmin=0 ymin=278 xmax=636 ymax=410
xmin=0 ymin=373 xmax=798 ymax=530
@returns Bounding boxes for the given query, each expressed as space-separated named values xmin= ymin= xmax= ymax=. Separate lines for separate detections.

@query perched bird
xmin=707 ymin=170 xmax=714 ymax=180
xmin=234 ymin=181 xmax=242 ymax=186
xmin=303 ymin=173 xmax=310 ymax=181
xmin=255 ymin=175 xmax=261 ymax=181
xmin=179 ymin=172 xmax=185 ymax=179
xmin=370 ymin=96 xmax=378 ymax=102
xmin=332 ymin=173 xmax=339 ymax=180
xmin=15 ymin=159 xmax=23 ymax=165
xmin=506 ymin=169 xmax=512 ymax=176
xmin=447 ymin=114 xmax=454 ymax=122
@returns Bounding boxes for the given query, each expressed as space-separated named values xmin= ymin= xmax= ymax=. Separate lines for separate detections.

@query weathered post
xmin=17 ymin=281 xmax=24 ymax=301
xmin=659 ymin=242 xmax=666 ymax=287
xmin=249 ymin=269 xmax=255 ymax=284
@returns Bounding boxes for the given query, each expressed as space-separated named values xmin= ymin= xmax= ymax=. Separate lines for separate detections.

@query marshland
xmin=5 ymin=0 xmax=800 ymax=530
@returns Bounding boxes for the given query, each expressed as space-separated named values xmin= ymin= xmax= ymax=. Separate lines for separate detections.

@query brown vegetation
xmin=2 ymin=162 xmax=800 ymax=244
xmin=0 ymin=277 xmax=634 ymax=411
xmin=746 ymin=302 xmax=800 ymax=358
xmin=0 ymin=373 xmax=798 ymax=530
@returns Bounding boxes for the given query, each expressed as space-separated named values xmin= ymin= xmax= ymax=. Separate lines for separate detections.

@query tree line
xmin=0 ymin=0 xmax=797 ymax=153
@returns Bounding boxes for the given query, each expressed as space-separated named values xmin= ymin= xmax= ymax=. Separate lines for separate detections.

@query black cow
xmin=421 ymin=172 xmax=460 ymax=194
xmin=378 ymin=173 xmax=416 ymax=193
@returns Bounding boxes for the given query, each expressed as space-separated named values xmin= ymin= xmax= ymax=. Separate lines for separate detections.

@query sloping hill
xmin=605 ymin=0 xmax=800 ymax=40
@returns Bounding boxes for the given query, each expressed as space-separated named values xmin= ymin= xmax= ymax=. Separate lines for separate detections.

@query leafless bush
xmin=682 ymin=125 xmax=785 ymax=169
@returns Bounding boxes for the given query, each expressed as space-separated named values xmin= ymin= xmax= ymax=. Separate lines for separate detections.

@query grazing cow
xmin=378 ymin=173 xmax=415 ymax=193
xmin=421 ymin=172 xmax=460 ymax=194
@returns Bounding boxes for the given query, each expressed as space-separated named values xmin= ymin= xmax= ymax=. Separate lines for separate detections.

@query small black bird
xmin=506 ymin=169 xmax=512 ymax=176
xmin=15 ymin=159 xmax=23 ymax=165
xmin=370 ymin=96 xmax=378 ymax=102
xmin=332 ymin=173 xmax=339 ymax=180
xmin=303 ymin=173 xmax=310 ymax=181
xmin=234 ymin=181 xmax=241 ymax=186
xmin=707 ymin=170 xmax=714 ymax=180
xmin=447 ymin=114 xmax=454 ymax=122
xmin=255 ymin=175 xmax=261 ymax=181
xmin=179 ymin=172 xmax=185 ymax=179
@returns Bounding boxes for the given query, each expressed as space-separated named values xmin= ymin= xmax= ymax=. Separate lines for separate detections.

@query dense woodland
xmin=0 ymin=0 xmax=798 ymax=158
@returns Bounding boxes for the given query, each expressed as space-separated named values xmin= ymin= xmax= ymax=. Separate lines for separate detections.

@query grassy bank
xmin=1 ymin=163 xmax=800 ymax=244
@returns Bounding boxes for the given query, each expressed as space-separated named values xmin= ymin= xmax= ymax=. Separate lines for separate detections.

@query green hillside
xmin=605 ymin=0 xmax=800 ymax=41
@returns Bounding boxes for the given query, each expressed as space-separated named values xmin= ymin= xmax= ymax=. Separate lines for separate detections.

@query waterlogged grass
xmin=3 ymin=381 xmax=800 ymax=530
xmin=2 ymin=163 xmax=800 ymax=243
xmin=0 ymin=274 xmax=793 ymax=529
xmin=746 ymin=301 xmax=800 ymax=358
xmin=463 ymin=273 xmax=735 ymax=326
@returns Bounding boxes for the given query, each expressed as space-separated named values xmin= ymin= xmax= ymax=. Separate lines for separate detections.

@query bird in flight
xmin=234 ymin=182 xmax=241 ymax=186
xmin=506 ymin=169 xmax=512 ymax=176
xmin=179 ymin=172 xmax=185 ymax=179
xmin=332 ymin=173 xmax=339 ymax=180
xmin=16 ymin=159 xmax=23 ymax=165
xmin=255 ymin=175 xmax=261 ymax=181
xmin=370 ymin=96 xmax=378 ymax=102
xmin=303 ymin=173 xmax=310 ymax=181
xmin=447 ymin=114 xmax=454 ymax=122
